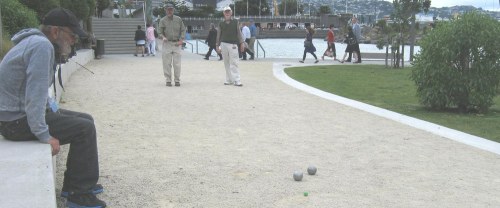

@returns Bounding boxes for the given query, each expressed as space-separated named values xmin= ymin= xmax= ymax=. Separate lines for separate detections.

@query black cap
xmin=42 ymin=8 xmax=87 ymax=38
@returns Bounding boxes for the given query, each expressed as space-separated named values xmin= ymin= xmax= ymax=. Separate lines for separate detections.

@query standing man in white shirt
xmin=241 ymin=23 xmax=253 ymax=60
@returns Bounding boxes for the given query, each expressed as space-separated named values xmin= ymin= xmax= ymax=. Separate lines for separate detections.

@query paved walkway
xmin=56 ymin=51 xmax=500 ymax=208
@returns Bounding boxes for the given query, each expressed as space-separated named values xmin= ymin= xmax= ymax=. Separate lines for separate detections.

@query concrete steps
xmin=92 ymin=18 xmax=146 ymax=55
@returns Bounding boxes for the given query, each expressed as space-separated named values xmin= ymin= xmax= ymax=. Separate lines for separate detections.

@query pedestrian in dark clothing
xmin=204 ymin=23 xmax=222 ymax=60
xmin=134 ymin=25 xmax=146 ymax=57
xmin=347 ymin=17 xmax=362 ymax=63
xmin=0 ymin=8 xmax=106 ymax=208
xmin=340 ymin=27 xmax=359 ymax=63
xmin=299 ymin=26 xmax=319 ymax=63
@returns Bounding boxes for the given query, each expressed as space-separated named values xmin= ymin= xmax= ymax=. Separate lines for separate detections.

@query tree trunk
xmin=385 ymin=36 xmax=389 ymax=68
xmin=409 ymin=14 xmax=416 ymax=62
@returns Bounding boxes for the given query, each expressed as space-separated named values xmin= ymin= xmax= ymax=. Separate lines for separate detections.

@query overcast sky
xmin=384 ymin=0 xmax=500 ymax=11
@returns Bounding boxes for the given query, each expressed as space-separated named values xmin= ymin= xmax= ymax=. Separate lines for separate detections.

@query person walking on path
xmin=204 ymin=23 xmax=222 ymax=60
xmin=299 ymin=26 xmax=319 ymax=63
xmin=216 ymin=6 xmax=245 ymax=87
xmin=347 ymin=17 xmax=362 ymax=63
xmin=146 ymin=23 xmax=156 ymax=56
xmin=339 ymin=27 xmax=358 ymax=63
xmin=0 ymin=8 xmax=106 ymax=208
xmin=241 ymin=23 xmax=254 ymax=61
xmin=248 ymin=19 xmax=257 ymax=59
xmin=159 ymin=3 xmax=186 ymax=87
xmin=134 ymin=25 xmax=146 ymax=57
xmin=321 ymin=24 xmax=337 ymax=61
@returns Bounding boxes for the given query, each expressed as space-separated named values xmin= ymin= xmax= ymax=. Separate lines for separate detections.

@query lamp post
xmin=309 ymin=0 xmax=311 ymax=16
xmin=0 ymin=5 xmax=3 ymax=56
xmin=259 ymin=0 xmax=261 ymax=16
xmin=284 ymin=0 xmax=287 ymax=16
xmin=295 ymin=0 xmax=299 ymax=15
xmin=247 ymin=0 xmax=249 ymax=16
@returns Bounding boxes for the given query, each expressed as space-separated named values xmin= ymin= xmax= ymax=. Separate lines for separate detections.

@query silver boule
xmin=307 ymin=165 xmax=317 ymax=175
xmin=293 ymin=171 xmax=303 ymax=181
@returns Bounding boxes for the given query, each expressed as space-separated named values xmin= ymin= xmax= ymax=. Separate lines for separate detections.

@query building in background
xmin=193 ymin=0 xmax=217 ymax=10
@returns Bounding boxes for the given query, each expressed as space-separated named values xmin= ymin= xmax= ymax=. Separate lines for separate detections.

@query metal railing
xmin=188 ymin=39 xmax=266 ymax=59
xmin=256 ymin=40 xmax=265 ymax=58
xmin=183 ymin=41 xmax=193 ymax=53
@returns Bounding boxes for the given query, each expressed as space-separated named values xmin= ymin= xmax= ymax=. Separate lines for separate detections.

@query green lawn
xmin=285 ymin=64 xmax=500 ymax=143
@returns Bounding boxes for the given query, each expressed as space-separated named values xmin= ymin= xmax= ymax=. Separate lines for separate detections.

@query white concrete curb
xmin=273 ymin=62 xmax=500 ymax=155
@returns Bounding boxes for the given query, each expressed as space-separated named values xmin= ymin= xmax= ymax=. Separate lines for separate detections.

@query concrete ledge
xmin=0 ymin=49 xmax=94 ymax=208
xmin=52 ymin=49 xmax=95 ymax=102
xmin=0 ymin=135 xmax=56 ymax=207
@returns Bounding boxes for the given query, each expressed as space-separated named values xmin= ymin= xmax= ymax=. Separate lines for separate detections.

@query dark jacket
xmin=206 ymin=28 xmax=217 ymax=48
xmin=304 ymin=32 xmax=316 ymax=53
xmin=134 ymin=29 xmax=146 ymax=41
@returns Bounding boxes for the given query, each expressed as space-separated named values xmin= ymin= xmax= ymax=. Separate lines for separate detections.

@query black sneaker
xmin=175 ymin=82 xmax=180 ymax=87
xmin=61 ymin=184 xmax=104 ymax=198
xmin=67 ymin=193 xmax=106 ymax=208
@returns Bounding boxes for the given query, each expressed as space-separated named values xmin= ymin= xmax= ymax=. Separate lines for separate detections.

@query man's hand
xmin=177 ymin=40 xmax=183 ymax=46
xmin=216 ymin=46 xmax=221 ymax=54
xmin=48 ymin=137 xmax=60 ymax=156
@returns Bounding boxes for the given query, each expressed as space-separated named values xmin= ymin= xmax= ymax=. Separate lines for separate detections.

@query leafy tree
xmin=319 ymin=5 xmax=331 ymax=15
xmin=60 ymin=0 xmax=92 ymax=20
xmin=96 ymin=0 xmax=111 ymax=18
xmin=411 ymin=12 xmax=500 ymax=113
xmin=1 ymin=0 xmax=39 ymax=36
xmin=235 ymin=0 xmax=270 ymax=16
xmin=154 ymin=1 xmax=191 ymax=18
xmin=278 ymin=0 xmax=302 ymax=16
xmin=18 ymin=0 xmax=59 ymax=21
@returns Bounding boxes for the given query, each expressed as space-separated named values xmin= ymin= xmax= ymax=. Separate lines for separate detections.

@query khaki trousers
xmin=162 ymin=41 xmax=182 ymax=82
xmin=220 ymin=42 xmax=241 ymax=84
xmin=249 ymin=37 xmax=256 ymax=54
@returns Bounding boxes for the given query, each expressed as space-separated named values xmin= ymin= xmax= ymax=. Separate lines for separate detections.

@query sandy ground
xmin=55 ymin=51 xmax=500 ymax=208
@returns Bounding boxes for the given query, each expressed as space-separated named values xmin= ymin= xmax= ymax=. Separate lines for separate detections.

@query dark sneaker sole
xmin=67 ymin=201 xmax=106 ymax=208
xmin=61 ymin=187 xmax=104 ymax=198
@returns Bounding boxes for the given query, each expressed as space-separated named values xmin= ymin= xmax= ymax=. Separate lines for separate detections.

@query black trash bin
xmin=96 ymin=39 xmax=105 ymax=57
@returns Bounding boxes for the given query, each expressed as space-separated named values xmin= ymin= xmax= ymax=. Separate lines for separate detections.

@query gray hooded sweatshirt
xmin=0 ymin=28 xmax=55 ymax=143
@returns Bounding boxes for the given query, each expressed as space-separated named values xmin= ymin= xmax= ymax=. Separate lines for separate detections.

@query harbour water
xmin=186 ymin=38 xmax=421 ymax=61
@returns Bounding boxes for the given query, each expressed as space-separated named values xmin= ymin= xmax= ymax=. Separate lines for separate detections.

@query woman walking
xmin=339 ymin=27 xmax=358 ymax=63
xmin=299 ymin=26 xmax=319 ymax=63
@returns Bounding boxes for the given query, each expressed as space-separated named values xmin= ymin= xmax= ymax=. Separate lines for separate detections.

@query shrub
xmin=1 ymin=0 xmax=39 ymax=36
xmin=18 ymin=0 xmax=60 ymax=21
xmin=1 ymin=35 xmax=14 ymax=59
xmin=411 ymin=12 xmax=500 ymax=113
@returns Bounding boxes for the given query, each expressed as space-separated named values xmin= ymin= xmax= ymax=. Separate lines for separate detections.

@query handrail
xmin=256 ymin=40 xmax=265 ymax=58
xmin=188 ymin=39 xmax=265 ymax=59
xmin=195 ymin=39 xmax=209 ymax=54
xmin=183 ymin=41 xmax=193 ymax=53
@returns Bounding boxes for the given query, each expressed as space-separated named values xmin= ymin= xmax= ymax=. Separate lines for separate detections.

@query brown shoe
xmin=166 ymin=82 xmax=172 ymax=87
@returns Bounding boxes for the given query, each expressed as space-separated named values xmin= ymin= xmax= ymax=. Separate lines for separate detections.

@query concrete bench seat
xmin=0 ymin=135 xmax=57 ymax=208
xmin=0 ymin=49 xmax=94 ymax=208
